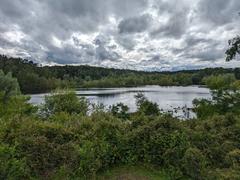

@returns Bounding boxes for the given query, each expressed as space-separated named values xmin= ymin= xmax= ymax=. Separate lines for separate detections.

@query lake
xmin=29 ymin=85 xmax=211 ymax=119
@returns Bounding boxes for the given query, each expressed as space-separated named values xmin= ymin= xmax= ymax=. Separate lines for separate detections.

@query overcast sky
xmin=0 ymin=0 xmax=240 ymax=71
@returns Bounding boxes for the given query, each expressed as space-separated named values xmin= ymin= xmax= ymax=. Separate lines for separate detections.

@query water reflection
xmin=29 ymin=85 xmax=211 ymax=119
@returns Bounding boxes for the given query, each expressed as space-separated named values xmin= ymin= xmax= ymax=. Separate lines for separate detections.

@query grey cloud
xmin=150 ymin=0 xmax=190 ymax=39
xmin=176 ymin=36 xmax=224 ymax=62
xmin=46 ymin=43 xmax=96 ymax=64
xmin=146 ymin=54 xmax=170 ymax=65
xmin=118 ymin=14 xmax=152 ymax=34
xmin=96 ymin=45 xmax=121 ymax=61
xmin=72 ymin=37 xmax=95 ymax=57
xmin=0 ymin=0 xmax=38 ymax=25
xmin=184 ymin=36 xmax=213 ymax=47
xmin=115 ymin=35 xmax=137 ymax=50
xmin=94 ymin=34 xmax=121 ymax=61
xmin=94 ymin=35 xmax=111 ymax=46
xmin=47 ymin=35 xmax=121 ymax=64
xmin=141 ymin=54 xmax=168 ymax=64
xmin=172 ymin=36 xmax=218 ymax=55
xmin=112 ymin=0 xmax=148 ymax=18
xmin=108 ymin=45 xmax=117 ymax=50
xmin=151 ymin=9 xmax=189 ymax=39
xmin=72 ymin=37 xmax=81 ymax=47
xmin=197 ymin=0 xmax=240 ymax=26
xmin=0 ymin=0 xmax=28 ymax=19
xmin=138 ymin=46 xmax=156 ymax=53
xmin=138 ymin=54 xmax=171 ymax=71
xmin=189 ymin=49 xmax=223 ymax=62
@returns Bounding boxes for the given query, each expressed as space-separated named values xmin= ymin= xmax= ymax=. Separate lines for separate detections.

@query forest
xmin=0 ymin=54 xmax=239 ymax=94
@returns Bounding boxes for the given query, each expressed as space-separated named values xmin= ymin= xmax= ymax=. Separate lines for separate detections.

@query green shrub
xmin=0 ymin=95 xmax=37 ymax=118
xmin=0 ymin=144 xmax=30 ymax=179
xmin=0 ymin=70 xmax=20 ymax=103
xmin=225 ymin=149 xmax=240 ymax=169
xmin=110 ymin=103 xmax=129 ymax=120
xmin=0 ymin=118 xmax=78 ymax=177
xmin=182 ymin=148 xmax=207 ymax=180
xmin=208 ymin=168 xmax=240 ymax=180
xmin=203 ymin=74 xmax=236 ymax=90
xmin=135 ymin=93 xmax=160 ymax=116
xmin=41 ymin=90 xmax=88 ymax=117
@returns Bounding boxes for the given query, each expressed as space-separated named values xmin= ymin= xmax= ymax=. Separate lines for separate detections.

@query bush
xmin=0 ymin=144 xmax=30 ymax=179
xmin=225 ymin=149 xmax=240 ymax=169
xmin=0 ymin=118 xmax=79 ymax=178
xmin=135 ymin=93 xmax=160 ymax=116
xmin=110 ymin=103 xmax=129 ymax=120
xmin=193 ymin=90 xmax=240 ymax=118
xmin=123 ymin=116 xmax=188 ymax=168
xmin=0 ymin=70 xmax=20 ymax=103
xmin=203 ymin=74 xmax=236 ymax=90
xmin=182 ymin=148 xmax=207 ymax=180
xmin=0 ymin=95 xmax=37 ymax=118
xmin=41 ymin=90 xmax=88 ymax=117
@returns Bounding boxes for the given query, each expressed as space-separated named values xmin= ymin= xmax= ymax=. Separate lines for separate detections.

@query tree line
xmin=1 ymin=54 xmax=240 ymax=93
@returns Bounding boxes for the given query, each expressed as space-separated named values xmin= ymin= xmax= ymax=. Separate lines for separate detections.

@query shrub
xmin=225 ymin=149 xmax=240 ymax=169
xmin=182 ymin=148 xmax=207 ymax=180
xmin=0 ymin=144 xmax=30 ymax=179
xmin=0 ymin=70 xmax=20 ymax=103
xmin=0 ymin=95 xmax=37 ymax=118
xmin=41 ymin=90 xmax=88 ymax=117
xmin=110 ymin=103 xmax=129 ymax=120
xmin=135 ymin=93 xmax=160 ymax=116
xmin=203 ymin=74 xmax=236 ymax=90
xmin=0 ymin=118 xmax=78 ymax=177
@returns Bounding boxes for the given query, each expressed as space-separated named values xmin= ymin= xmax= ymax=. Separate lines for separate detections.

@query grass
xmin=97 ymin=164 xmax=171 ymax=180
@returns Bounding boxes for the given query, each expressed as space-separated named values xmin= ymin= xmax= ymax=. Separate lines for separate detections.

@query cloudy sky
xmin=0 ymin=0 xmax=240 ymax=71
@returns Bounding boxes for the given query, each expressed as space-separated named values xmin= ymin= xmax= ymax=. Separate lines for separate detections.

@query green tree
xmin=41 ymin=90 xmax=88 ymax=117
xmin=203 ymin=74 xmax=236 ymax=90
xmin=182 ymin=148 xmax=207 ymax=180
xmin=110 ymin=103 xmax=129 ymax=120
xmin=226 ymin=36 xmax=240 ymax=61
xmin=0 ymin=144 xmax=30 ymax=179
xmin=0 ymin=70 xmax=20 ymax=103
xmin=135 ymin=93 xmax=160 ymax=116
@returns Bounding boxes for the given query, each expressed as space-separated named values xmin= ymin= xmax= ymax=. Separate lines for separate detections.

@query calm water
xmin=29 ymin=86 xmax=211 ymax=119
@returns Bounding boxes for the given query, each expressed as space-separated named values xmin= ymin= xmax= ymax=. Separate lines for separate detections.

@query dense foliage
xmin=0 ymin=70 xmax=20 ymax=103
xmin=1 ymin=72 xmax=240 ymax=179
xmin=1 ymin=55 xmax=239 ymax=94
xmin=226 ymin=35 xmax=240 ymax=61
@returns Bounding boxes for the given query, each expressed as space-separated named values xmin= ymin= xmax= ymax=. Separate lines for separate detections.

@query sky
xmin=0 ymin=0 xmax=240 ymax=71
